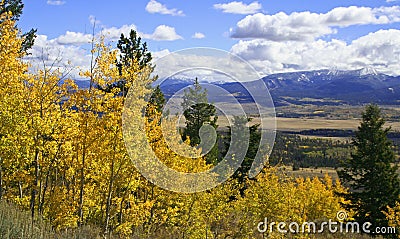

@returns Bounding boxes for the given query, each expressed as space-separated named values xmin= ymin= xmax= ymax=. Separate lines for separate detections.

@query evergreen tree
xmin=148 ymin=85 xmax=165 ymax=113
xmin=0 ymin=0 xmax=36 ymax=53
xmin=98 ymin=29 xmax=152 ymax=96
xmin=338 ymin=104 xmax=400 ymax=232
xmin=146 ymin=85 xmax=166 ymax=122
xmin=181 ymin=78 xmax=219 ymax=164
xmin=225 ymin=116 xmax=261 ymax=184
xmin=116 ymin=30 xmax=152 ymax=72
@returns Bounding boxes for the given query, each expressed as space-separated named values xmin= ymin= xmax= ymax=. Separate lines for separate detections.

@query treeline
xmin=283 ymin=128 xmax=400 ymax=139
xmin=283 ymin=129 xmax=354 ymax=137
xmin=268 ymin=132 xmax=352 ymax=168
xmin=270 ymin=129 xmax=400 ymax=169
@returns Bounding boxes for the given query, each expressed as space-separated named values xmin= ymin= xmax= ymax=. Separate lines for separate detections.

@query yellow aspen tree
xmin=78 ymin=39 xmax=153 ymax=235
xmin=89 ymin=41 xmax=131 ymax=234
xmin=238 ymin=168 xmax=346 ymax=238
xmin=0 ymin=12 xmax=27 ymax=202
xmin=67 ymin=81 xmax=106 ymax=227
xmin=23 ymin=67 xmax=74 ymax=219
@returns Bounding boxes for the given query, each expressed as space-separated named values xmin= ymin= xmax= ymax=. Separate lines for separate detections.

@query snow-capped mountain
xmin=257 ymin=68 xmax=400 ymax=105
xmin=158 ymin=68 xmax=400 ymax=105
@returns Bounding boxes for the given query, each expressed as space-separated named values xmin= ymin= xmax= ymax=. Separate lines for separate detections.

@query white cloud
xmin=56 ymin=31 xmax=92 ymax=45
xmin=231 ymin=6 xmax=400 ymax=41
xmin=152 ymin=48 xmax=260 ymax=82
xmin=192 ymin=32 xmax=205 ymax=39
xmin=386 ymin=0 xmax=398 ymax=2
xmin=144 ymin=25 xmax=183 ymax=41
xmin=230 ymin=29 xmax=400 ymax=76
xmin=25 ymin=22 xmax=182 ymax=78
xmin=83 ymin=24 xmax=182 ymax=42
xmin=46 ymin=0 xmax=66 ymax=6
xmin=100 ymin=24 xmax=138 ymax=40
xmin=152 ymin=49 xmax=171 ymax=59
xmin=145 ymin=0 xmax=184 ymax=16
xmin=25 ymin=34 xmax=92 ymax=78
xmin=25 ymin=24 xmax=139 ymax=78
xmin=26 ymin=27 xmax=400 ymax=82
xmin=214 ymin=1 xmax=262 ymax=14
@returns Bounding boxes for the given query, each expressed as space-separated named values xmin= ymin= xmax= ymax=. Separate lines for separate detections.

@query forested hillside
xmin=1 ymin=2 xmax=400 ymax=238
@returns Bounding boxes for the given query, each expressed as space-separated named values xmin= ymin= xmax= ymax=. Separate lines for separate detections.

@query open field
xmin=209 ymin=104 xmax=400 ymax=131
xmin=275 ymin=117 xmax=400 ymax=131
xmin=298 ymin=134 xmax=351 ymax=142
xmin=276 ymin=165 xmax=400 ymax=181
xmin=275 ymin=117 xmax=360 ymax=130
xmin=277 ymin=166 xmax=340 ymax=181
xmin=213 ymin=116 xmax=400 ymax=131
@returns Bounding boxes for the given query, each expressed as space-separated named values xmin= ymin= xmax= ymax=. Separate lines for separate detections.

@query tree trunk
xmin=104 ymin=156 xmax=115 ymax=234
xmin=0 ymin=157 xmax=3 ymax=200
xmin=39 ymin=166 xmax=51 ymax=214
xmin=18 ymin=181 xmax=23 ymax=198
xmin=30 ymin=148 xmax=40 ymax=219
xmin=118 ymin=197 xmax=124 ymax=224
xmin=78 ymin=143 xmax=86 ymax=227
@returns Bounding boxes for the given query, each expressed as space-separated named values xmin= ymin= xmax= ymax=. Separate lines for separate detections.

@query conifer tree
xmin=98 ymin=29 xmax=152 ymax=96
xmin=338 ymin=104 xmax=400 ymax=232
xmin=0 ymin=0 xmax=36 ymax=53
xmin=181 ymin=78 xmax=219 ymax=164
xmin=225 ymin=116 xmax=261 ymax=183
xmin=146 ymin=85 xmax=166 ymax=121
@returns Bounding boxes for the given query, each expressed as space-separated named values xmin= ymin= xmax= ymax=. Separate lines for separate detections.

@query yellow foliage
xmin=385 ymin=200 xmax=400 ymax=238
xmin=0 ymin=13 xmax=350 ymax=238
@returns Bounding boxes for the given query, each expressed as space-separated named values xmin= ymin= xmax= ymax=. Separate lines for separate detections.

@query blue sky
xmin=18 ymin=0 xmax=400 ymax=77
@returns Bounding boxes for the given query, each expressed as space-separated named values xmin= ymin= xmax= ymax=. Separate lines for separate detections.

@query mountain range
xmin=71 ymin=68 xmax=400 ymax=106
xmin=157 ymin=68 xmax=400 ymax=106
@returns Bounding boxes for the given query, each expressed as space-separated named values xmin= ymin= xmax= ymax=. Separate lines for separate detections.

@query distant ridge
xmin=156 ymin=68 xmax=400 ymax=106
xmin=70 ymin=68 xmax=400 ymax=106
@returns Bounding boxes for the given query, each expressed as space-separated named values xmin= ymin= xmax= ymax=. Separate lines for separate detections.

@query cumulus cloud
xmin=25 ymin=21 xmax=182 ymax=79
xmin=214 ymin=1 xmax=262 ymax=14
xmin=47 ymin=0 xmax=66 ymax=6
xmin=145 ymin=0 xmax=184 ymax=16
xmin=230 ymin=29 xmax=400 ymax=76
xmin=192 ymin=32 xmax=205 ymax=39
xmin=152 ymin=48 xmax=260 ymax=83
xmin=100 ymin=24 xmax=138 ymax=40
xmin=56 ymin=31 xmax=92 ymax=45
xmin=152 ymin=49 xmax=171 ymax=59
xmin=230 ymin=6 xmax=400 ymax=41
xmin=100 ymin=24 xmax=182 ymax=41
xmin=26 ymin=28 xmax=400 ymax=82
xmin=25 ymin=34 xmax=92 ymax=78
xmin=144 ymin=25 xmax=183 ymax=41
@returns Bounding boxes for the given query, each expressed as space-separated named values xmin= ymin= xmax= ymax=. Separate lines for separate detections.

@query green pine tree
xmin=146 ymin=85 xmax=166 ymax=122
xmin=98 ymin=29 xmax=152 ymax=96
xmin=181 ymin=78 xmax=219 ymax=164
xmin=225 ymin=116 xmax=261 ymax=184
xmin=116 ymin=29 xmax=152 ymax=72
xmin=148 ymin=85 xmax=165 ymax=113
xmin=338 ymin=104 xmax=400 ymax=233
xmin=0 ymin=0 xmax=37 ymax=53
